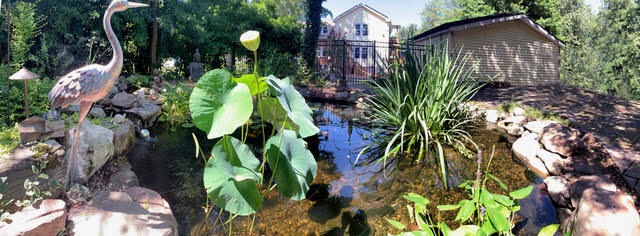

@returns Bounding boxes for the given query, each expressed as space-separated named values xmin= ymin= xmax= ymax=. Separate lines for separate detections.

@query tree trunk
xmin=150 ymin=0 xmax=158 ymax=67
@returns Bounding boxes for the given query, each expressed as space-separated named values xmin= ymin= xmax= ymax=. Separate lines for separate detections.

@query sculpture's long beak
xmin=128 ymin=2 xmax=149 ymax=8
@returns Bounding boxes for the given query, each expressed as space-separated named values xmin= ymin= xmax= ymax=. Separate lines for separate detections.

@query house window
xmin=320 ymin=26 xmax=328 ymax=36
xmin=318 ymin=46 xmax=327 ymax=57
xmin=354 ymin=23 xmax=368 ymax=36
xmin=353 ymin=47 xmax=368 ymax=59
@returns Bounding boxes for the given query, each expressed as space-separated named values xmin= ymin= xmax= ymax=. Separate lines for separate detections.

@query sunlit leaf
xmin=450 ymin=225 xmax=482 ymax=236
xmin=509 ymin=185 xmax=533 ymax=200
xmin=437 ymin=205 xmax=460 ymax=211
xmin=233 ymin=74 xmax=267 ymax=95
xmin=486 ymin=207 xmax=510 ymax=232
xmin=265 ymin=76 xmax=319 ymax=138
xmin=454 ymin=200 xmax=475 ymax=222
xmin=265 ymin=130 xmax=317 ymax=200
xmin=404 ymin=192 xmax=430 ymax=205
xmin=538 ymin=224 xmax=560 ymax=236
xmin=204 ymin=136 xmax=262 ymax=216
xmin=386 ymin=218 xmax=406 ymax=230
xmin=189 ymin=69 xmax=253 ymax=139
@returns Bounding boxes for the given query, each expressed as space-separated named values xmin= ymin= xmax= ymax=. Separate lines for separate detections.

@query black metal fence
xmin=316 ymin=40 xmax=426 ymax=86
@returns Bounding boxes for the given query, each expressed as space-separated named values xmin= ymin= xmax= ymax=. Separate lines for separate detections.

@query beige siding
xmin=450 ymin=21 xmax=560 ymax=85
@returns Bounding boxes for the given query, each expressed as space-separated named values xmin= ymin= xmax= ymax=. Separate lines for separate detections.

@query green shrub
xmin=127 ymin=74 xmax=153 ymax=89
xmin=0 ymin=78 xmax=55 ymax=127
xmin=0 ymin=124 xmax=19 ymax=161
xmin=362 ymin=43 xmax=483 ymax=188
xmin=159 ymin=82 xmax=192 ymax=126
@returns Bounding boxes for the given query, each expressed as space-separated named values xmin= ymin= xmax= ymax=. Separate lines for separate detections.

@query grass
xmin=362 ymin=43 xmax=483 ymax=188
xmin=497 ymin=101 xmax=568 ymax=124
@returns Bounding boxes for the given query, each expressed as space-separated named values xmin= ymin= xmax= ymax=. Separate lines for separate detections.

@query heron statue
xmin=48 ymin=0 xmax=148 ymax=189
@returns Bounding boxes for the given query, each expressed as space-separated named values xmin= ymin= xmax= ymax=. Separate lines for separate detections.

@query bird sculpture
xmin=48 ymin=0 xmax=148 ymax=189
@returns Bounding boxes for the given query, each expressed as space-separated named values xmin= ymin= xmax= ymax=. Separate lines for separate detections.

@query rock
xmin=537 ymin=148 xmax=565 ymax=175
xmin=111 ymin=92 xmax=137 ymax=109
xmin=334 ymin=91 xmax=349 ymax=101
xmin=125 ymin=103 xmax=161 ymax=128
xmin=503 ymin=115 xmax=527 ymax=126
xmin=18 ymin=116 xmax=46 ymax=143
xmin=108 ymin=169 xmax=139 ymax=191
xmin=65 ymin=123 xmax=114 ymax=183
xmin=65 ymin=183 xmax=92 ymax=206
xmin=538 ymin=123 xmax=586 ymax=157
xmin=543 ymin=176 xmax=570 ymax=207
xmin=512 ymin=134 xmax=549 ymax=178
xmin=89 ymin=107 xmax=107 ymax=118
xmin=44 ymin=120 xmax=65 ymax=139
xmin=134 ymin=88 xmax=151 ymax=96
xmin=0 ymin=199 xmax=66 ymax=235
xmin=112 ymin=119 xmax=135 ymax=156
xmin=68 ymin=187 xmax=178 ymax=236
xmin=112 ymin=114 xmax=127 ymax=124
xmin=569 ymin=175 xmax=617 ymax=208
xmin=506 ymin=124 xmax=524 ymax=136
xmin=512 ymin=107 xmax=525 ymax=116
xmin=117 ymin=82 xmax=128 ymax=92
xmin=0 ymin=144 xmax=65 ymax=202
xmin=40 ymin=140 xmax=63 ymax=154
xmin=484 ymin=109 xmax=498 ymax=123
xmin=571 ymin=188 xmax=640 ymax=235
xmin=524 ymin=120 xmax=557 ymax=134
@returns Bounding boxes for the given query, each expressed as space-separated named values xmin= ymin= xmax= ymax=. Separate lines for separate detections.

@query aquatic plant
xmin=386 ymin=148 xmax=551 ymax=236
xmin=362 ymin=43 xmax=482 ymax=188
xmin=189 ymin=30 xmax=319 ymax=229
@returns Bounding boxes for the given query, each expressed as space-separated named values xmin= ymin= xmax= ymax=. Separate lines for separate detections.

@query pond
xmin=126 ymin=103 xmax=558 ymax=235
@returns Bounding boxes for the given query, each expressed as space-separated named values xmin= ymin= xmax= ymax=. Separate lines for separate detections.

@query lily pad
xmin=189 ymin=69 xmax=253 ymax=139
xmin=265 ymin=129 xmax=317 ymax=200
xmin=204 ymin=136 xmax=263 ymax=216
xmin=265 ymin=76 xmax=319 ymax=138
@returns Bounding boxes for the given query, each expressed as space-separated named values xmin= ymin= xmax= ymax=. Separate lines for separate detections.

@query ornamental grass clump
xmin=364 ymin=43 xmax=483 ymax=188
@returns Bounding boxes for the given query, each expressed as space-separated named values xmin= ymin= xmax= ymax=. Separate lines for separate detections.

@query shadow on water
xmin=127 ymin=103 xmax=558 ymax=235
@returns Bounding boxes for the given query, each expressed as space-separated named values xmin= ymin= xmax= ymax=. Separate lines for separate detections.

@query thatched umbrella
xmin=9 ymin=67 xmax=39 ymax=117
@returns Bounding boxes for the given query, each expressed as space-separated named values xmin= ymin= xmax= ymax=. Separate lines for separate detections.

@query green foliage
xmin=363 ymin=44 xmax=482 ymax=188
xmin=387 ymin=149 xmax=536 ymax=236
xmin=189 ymin=31 xmax=319 ymax=220
xmin=0 ymin=78 xmax=55 ymax=127
xmin=0 ymin=124 xmax=19 ymax=161
xmin=420 ymin=0 xmax=463 ymax=30
xmin=159 ymin=82 xmax=192 ymax=125
xmin=127 ymin=74 xmax=153 ymax=90
xmin=10 ymin=1 xmax=46 ymax=69
xmin=14 ymin=152 xmax=62 ymax=208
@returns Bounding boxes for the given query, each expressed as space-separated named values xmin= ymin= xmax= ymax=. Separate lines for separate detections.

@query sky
xmin=324 ymin=0 xmax=603 ymax=27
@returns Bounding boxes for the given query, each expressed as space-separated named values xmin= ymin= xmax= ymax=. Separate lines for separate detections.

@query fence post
xmin=341 ymin=39 xmax=346 ymax=89
xmin=373 ymin=41 xmax=376 ymax=79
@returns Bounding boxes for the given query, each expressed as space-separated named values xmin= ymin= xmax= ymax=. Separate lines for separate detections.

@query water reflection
xmin=126 ymin=103 xmax=558 ymax=235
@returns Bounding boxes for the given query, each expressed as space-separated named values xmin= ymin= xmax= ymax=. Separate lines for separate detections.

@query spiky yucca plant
xmin=364 ymin=43 xmax=483 ymax=188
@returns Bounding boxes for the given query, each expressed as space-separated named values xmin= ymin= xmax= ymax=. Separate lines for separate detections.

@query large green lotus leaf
xmin=265 ymin=76 xmax=319 ymax=138
xmin=259 ymin=97 xmax=300 ymax=132
xmin=233 ymin=74 xmax=268 ymax=96
xmin=265 ymin=130 xmax=317 ymax=200
xmin=204 ymin=136 xmax=262 ymax=216
xmin=189 ymin=69 xmax=253 ymax=139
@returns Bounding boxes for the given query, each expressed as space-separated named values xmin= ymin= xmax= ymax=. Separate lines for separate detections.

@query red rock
xmin=0 ymin=199 xmax=67 ymax=235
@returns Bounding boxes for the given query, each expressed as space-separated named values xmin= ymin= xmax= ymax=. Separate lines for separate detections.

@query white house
xmin=317 ymin=4 xmax=400 ymax=80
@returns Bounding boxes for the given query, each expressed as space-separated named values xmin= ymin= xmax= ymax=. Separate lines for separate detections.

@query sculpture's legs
xmin=64 ymin=102 xmax=93 ymax=190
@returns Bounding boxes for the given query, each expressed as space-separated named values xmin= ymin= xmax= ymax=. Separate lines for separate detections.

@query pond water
xmin=126 ymin=103 xmax=558 ymax=235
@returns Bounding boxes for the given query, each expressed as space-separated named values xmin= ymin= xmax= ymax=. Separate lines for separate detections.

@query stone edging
xmin=478 ymin=105 xmax=640 ymax=235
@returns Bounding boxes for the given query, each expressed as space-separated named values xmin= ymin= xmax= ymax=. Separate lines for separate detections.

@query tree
xmin=595 ymin=0 xmax=640 ymax=98
xmin=420 ymin=0 xmax=463 ymax=30
xmin=398 ymin=24 xmax=419 ymax=43
xmin=301 ymin=0 xmax=325 ymax=69
xmin=10 ymin=1 xmax=45 ymax=69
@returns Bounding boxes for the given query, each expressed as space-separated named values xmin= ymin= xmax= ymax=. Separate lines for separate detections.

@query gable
xmin=333 ymin=4 xmax=391 ymax=25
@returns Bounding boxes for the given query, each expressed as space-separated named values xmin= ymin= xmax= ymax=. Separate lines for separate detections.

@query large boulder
xmin=524 ymin=120 xmax=557 ymax=134
xmin=65 ymin=123 xmax=114 ymax=183
xmin=512 ymin=133 xmax=549 ymax=178
xmin=68 ymin=187 xmax=178 ymax=236
xmin=111 ymin=92 xmax=137 ymax=109
xmin=571 ymin=188 xmax=640 ymax=235
xmin=111 ymin=119 xmax=135 ymax=156
xmin=125 ymin=103 xmax=161 ymax=128
xmin=536 ymin=148 xmax=565 ymax=175
xmin=538 ymin=123 xmax=586 ymax=157
xmin=0 ymin=199 xmax=66 ymax=235
xmin=543 ymin=176 xmax=570 ymax=207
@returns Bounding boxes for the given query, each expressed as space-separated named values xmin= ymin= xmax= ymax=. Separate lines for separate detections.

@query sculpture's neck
xmin=104 ymin=8 xmax=123 ymax=79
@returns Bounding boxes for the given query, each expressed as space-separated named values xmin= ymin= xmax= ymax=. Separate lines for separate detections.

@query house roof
xmin=333 ymin=3 xmax=391 ymax=24
xmin=411 ymin=13 xmax=565 ymax=47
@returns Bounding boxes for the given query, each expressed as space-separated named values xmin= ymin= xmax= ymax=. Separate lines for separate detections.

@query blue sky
xmin=324 ymin=0 xmax=602 ymax=27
